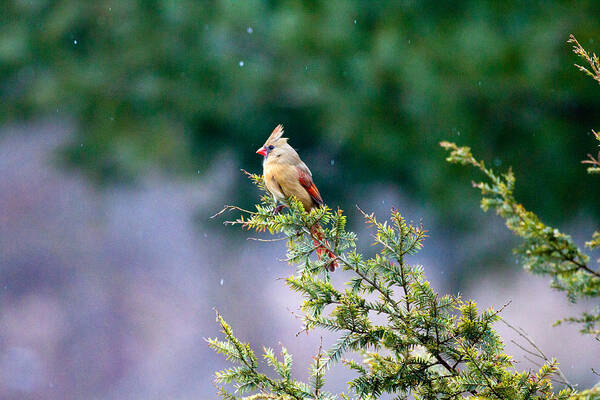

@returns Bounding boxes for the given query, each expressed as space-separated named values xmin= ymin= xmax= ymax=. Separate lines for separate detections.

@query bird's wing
xmin=297 ymin=160 xmax=313 ymax=176
xmin=297 ymin=166 xmax=323 ymax=207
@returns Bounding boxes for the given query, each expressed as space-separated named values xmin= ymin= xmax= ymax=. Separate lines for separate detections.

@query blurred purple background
xmin=0 ymin=121 xmax=597 ymax=399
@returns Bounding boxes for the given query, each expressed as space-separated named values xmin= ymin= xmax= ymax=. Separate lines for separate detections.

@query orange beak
xmin=256 ymin=147 xmax=267 ymax=156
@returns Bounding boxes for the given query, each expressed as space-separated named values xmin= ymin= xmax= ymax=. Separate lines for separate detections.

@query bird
xmin=256 ymin=124 xmax=337 ymax=271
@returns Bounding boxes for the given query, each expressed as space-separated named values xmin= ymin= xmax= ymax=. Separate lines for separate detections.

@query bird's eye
xmin=268 ymin=145 xmax=275 ymax=150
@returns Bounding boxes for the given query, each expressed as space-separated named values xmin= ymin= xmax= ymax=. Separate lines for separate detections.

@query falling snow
xmin=239 ymin=61 xmax=244 ymax=67
xmin=247 ymin=27 xmax=253 ymax=34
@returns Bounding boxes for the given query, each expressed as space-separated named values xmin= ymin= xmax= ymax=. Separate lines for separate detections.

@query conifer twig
xmin=568 ymin=34 xmax=600 ymax=85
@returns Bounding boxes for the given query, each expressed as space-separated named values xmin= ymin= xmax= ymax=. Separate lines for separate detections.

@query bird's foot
xmin=273 ymin=204 xmax=287 ymax=214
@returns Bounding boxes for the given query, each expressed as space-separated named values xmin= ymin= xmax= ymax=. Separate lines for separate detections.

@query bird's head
xmin=256 ymin=124 xmax=289 ymax=159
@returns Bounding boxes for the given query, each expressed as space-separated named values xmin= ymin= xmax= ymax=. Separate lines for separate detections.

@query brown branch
xmin=211 ymin=204 xmax=257 ymax=219
xmin=313 ymin=337 xmax=324 ymax=398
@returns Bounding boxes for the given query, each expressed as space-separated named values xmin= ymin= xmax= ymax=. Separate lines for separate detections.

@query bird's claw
xmin=273 ymin=205 xmax=287 ymax=214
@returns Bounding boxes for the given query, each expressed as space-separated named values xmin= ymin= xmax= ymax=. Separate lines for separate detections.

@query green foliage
xmin=208 ymin=312 xmax=328 ymax=400
xmin=441 ymin=140 xmax=600 ymax=335
xmin=209 ymin=175 xmax=587 ymax=399
xmin=569 ymin=35 xmax=600 ymax=176
xmin=569 ymin=35 xmax=600 ymax=87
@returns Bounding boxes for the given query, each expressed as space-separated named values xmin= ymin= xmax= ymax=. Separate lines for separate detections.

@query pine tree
xmin=207 ymin=36 xmax=600 ymax=400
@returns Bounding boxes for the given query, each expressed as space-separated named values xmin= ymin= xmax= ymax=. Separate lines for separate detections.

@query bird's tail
xmin=310 ymin=224 xmax=338 ymax=271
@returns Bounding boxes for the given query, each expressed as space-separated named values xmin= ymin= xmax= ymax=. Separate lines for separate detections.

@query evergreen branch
xmin=208 ymin=311 xmax=315 ymax=400
xmin=441 ymin=141 xmax=600 ymax=334
xmin=310 ymin=338 xmax=326 ymax=398
xmin=300 ymin=226 xmax=404 ymax=316
xmin=211 ymin=172 xmax=583 ymax=399
xmin=303 ymin=213 xmax=479 ymax=395
xmin=568 ymin=35 xmax=600 ymax=85
xmin=460 ymin=342 xmax=505 ymax=400
xmin=323 ymin=332 xmax=357 ymax=369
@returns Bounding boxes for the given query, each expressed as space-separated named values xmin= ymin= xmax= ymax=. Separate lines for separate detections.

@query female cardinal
xmin=256 ymin=124 xmax=337 ymax=271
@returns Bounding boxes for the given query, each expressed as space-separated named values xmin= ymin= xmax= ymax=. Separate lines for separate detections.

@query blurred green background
xmin=3 ymin=0 xmax=600 ymax=222
xmin=2 ymin=1 xmax=600 ymax=398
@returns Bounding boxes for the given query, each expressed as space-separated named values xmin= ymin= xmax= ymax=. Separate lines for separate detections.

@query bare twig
xmin=501 ymin=318 xmax=574 ymax=390
xmin=247 ymin=236 xmax=288 ymax=242
xmin=211 ymin=204 xmax=256 ymax=219
xmin=511 ymin=340 xmax=544 ymax=361
xmin=523 ymin=355 xmax=544 ymax=368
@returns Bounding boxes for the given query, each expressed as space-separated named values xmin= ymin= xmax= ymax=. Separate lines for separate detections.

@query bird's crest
xmin=264 ymin=124 xmax=287 ymax=146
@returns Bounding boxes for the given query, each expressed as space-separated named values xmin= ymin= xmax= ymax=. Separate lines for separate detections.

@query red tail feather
xmin=310 ymin=224 xmax=337 ymax=271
